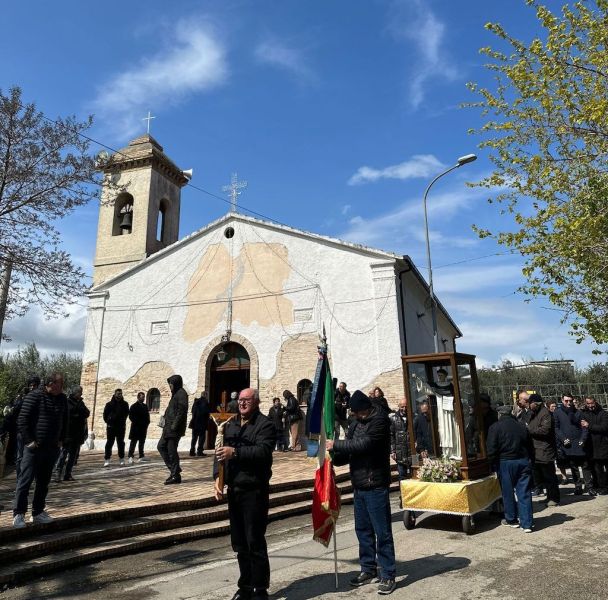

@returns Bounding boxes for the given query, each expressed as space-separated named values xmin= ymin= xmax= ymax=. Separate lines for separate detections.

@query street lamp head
xmin=457 ymin=153 xmax=477 ymax=166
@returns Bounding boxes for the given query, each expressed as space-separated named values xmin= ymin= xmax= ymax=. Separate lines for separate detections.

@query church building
xmin=81 ymin=135 xmax=461 ymax=437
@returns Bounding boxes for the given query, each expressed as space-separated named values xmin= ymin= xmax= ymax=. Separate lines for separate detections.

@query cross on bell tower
xmin=222 ymin=173 xmax=247 ymax=213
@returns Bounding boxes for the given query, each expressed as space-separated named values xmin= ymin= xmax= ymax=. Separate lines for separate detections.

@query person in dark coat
xmin=267 ymin=397 xmax=286 ymax=451
xmin=12 ymin=376 xmax=41 ymax=479
xmin=227 ymin=391 xmax=239 ymax=414
xmin=390 ymin=397 xmax=411 ymax=483
xmin=13 ymin=373 xmax=66 ymax=528
xmin=553 ymin=393 xmax=589 ymax=495
xmin=283 ymin=389 xmax=302 ymax=451
xmin=486 ymin=405 xmax=534 ymax=532
xmin=103 ymin=389 xmax=129 ymax=467
xmin=189 ymin=391 xmax=210 ymax=456
xmin=372 ymin=387 xmax=393 ymax=415
xmin=581 ymin=396 xmax=608 ymax=495
xmin=158 ymin=375 xmax=188 ymax=484
xmin=480 ymin=394 xmax=498 ymax=440
xmin=128 ymin=392 xmax=150 ymax=463
xmin=334 ymin=382 xmax=351 ymax=440
xmin=414 ymin=401 xmax=433 ymax=457
xmin=527 ymin=394 xmax=560 ymax=505
xmin=213 ymin=388 xmax=276 ymax=600
xmin=327 ymin=390 xmax=396 ymax=594
xmin=55 ymin=386 xmax=90 ymax=481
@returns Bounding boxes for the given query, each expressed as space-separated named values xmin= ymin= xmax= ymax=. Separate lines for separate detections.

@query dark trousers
xmin=497 ymin=458 xmax=533 ymax=529
xmin=334 ymin=417 xmax=349 ymax=440
xmin=533 ymin=461 xmax=560 ymax=502
xmin=56 ymin=442 xmax=79 ymax=478
xmin=157 ymin=436 xmax=181 ymax=477
xmin=566 ymin=456 xmax=590 ymax=489
xmin=353 ymin=487 xmax=396 ymax=580
xmin=14 ymin=445 xmax=59 ymax=516
xmin=105 ymin=427 xmax=125 ymax=460
xmin=190 ymin=431 xmax=206 ymax=455
xmin=128 ymin=435 xmax=146 ymax=458
xmin=14 ymin=433 xmax=24 ymax=480
xmin=594 ymin=459 xmax=608 ymax=492
xmin=228 ymin=487 xmax=270 ymax=592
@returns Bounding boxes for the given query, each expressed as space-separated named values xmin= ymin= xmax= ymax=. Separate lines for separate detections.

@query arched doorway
xmin=209 ymin=342 xmax=251 ymax=412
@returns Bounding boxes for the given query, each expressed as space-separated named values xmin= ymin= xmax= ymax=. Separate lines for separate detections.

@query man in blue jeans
xmin=327 ymin=390 xmax=396 ymax=595
xmin=486 ymin=404 xmax=534 ymax=532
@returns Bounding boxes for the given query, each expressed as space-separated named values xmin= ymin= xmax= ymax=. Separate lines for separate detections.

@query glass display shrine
xmin=402 ymin=352 xmax=491 ymax=481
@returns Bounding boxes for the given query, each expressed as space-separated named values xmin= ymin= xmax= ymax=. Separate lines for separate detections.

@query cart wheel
xmin=489 ymin=499 xmax=504 ymax=515
xmin=462 ymin=515 xmax=475 ymax=535
xmin=403 ymin=510 xmax=416 ymax=530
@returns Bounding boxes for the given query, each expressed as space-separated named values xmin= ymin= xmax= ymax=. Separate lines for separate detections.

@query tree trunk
xmin=0 ymin=257 xmax=13 ymax=346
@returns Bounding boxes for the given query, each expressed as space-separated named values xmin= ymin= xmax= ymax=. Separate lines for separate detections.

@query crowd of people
xmin=2 ymin=370 xmax=608 ymax=598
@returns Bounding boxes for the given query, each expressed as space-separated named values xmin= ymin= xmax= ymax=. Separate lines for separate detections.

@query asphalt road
xmin=3 ymin=485 xmax=608 ymax=600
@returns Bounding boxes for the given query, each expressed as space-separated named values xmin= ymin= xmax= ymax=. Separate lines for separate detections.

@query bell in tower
xmin=92 ymin=134 xmax=189 ymax=286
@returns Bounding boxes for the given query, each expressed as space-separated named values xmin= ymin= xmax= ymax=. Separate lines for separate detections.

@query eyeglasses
xmin=238 ymin=397 xmax=256 ymax=404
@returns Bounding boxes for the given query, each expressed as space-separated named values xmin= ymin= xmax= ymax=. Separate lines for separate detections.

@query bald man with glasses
xmin=213 ymin=388 xmax=276 ymax=600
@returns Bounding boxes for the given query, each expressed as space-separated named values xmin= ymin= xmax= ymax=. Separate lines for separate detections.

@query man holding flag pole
xmin=326 ymin=387 xmax=397 ymax=595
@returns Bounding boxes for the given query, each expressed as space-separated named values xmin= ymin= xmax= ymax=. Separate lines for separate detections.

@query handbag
xmin=158 ymin=415 xmax=166 ymax=428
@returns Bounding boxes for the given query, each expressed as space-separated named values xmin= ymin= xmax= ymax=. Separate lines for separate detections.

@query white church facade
xmin=81 ymin=134 xmax=461 ymax=437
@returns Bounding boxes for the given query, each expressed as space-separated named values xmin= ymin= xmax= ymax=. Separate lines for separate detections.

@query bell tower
xmin=92 ymin=134 xmax=189 ymax=286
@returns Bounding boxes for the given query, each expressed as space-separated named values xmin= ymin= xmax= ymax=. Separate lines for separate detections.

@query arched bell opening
xmin=112 ymin=192 xmax=134 ymax=236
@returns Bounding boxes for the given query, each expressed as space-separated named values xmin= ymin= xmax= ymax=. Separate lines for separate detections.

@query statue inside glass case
xmin=412 ymin=367 xmax=462 ymax=460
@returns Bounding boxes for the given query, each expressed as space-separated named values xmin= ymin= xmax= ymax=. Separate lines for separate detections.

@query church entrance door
xmin=209 ymin=342 xmax=250 ymax=412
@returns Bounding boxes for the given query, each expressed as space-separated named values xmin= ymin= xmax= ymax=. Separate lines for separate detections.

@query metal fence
xmin=481 ymin=382 xmax=608 ymax=410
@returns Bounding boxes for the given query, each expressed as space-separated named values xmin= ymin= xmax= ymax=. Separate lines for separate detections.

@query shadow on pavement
xmin=533 ymin=512 xmax=575 ymax=531
xmin=272 ymin=553 xmax=471 ymax=599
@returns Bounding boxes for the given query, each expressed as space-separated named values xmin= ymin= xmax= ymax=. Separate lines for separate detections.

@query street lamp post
xmin=423 ymin=153 xmax=477 ymax=353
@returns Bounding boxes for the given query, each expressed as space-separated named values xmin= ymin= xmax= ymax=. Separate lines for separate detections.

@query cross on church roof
xmin=143 ymin=111 xmax=155 ymax=134
xmin=222 ymin=173 xmax=248 ymax=213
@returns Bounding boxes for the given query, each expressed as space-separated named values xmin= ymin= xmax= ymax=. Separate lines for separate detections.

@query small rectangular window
xmin=294 ymin=308 xmax=313 ymax=323
xmin=151 ymin=321 xmax=169 ymax=335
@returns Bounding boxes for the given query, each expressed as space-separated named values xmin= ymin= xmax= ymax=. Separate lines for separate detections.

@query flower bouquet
xmin=418 ymin=457 xmax=461 ymax=483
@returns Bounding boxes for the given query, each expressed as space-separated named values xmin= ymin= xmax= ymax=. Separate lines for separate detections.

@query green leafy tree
xmin=467 ymin=0 xmax=608 ymax=346
xmin=0 ymin=343 xmax=82 ymax=410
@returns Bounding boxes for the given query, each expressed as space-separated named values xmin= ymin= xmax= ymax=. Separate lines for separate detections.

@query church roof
xmin=91 ymin=211 xmax=461 ymax=336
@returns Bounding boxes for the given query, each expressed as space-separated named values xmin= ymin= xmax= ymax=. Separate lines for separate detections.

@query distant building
xmin=81 ymin=135 xmax=461 ymax=437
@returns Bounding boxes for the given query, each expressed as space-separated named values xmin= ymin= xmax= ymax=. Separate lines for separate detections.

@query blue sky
xmin=1 ymin=0 xmax=602 ymax=366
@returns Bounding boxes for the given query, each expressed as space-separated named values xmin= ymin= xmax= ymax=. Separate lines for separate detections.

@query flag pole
xmin=333 ymin=525 xmax=338 ymax=589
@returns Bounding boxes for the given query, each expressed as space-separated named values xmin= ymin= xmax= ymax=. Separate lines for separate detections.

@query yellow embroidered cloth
xmin=401 ymin=475 xmax=501 ymax=516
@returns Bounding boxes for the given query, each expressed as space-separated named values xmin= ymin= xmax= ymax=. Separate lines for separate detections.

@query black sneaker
xmin=350 ymin=572 xmax=377 ymax=587
xmin=378 ymin=579 xmax=396 ymax=595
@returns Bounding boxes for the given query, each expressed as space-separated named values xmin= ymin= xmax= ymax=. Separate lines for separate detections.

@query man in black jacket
xmin=55 ymin=386 xmax=90 ymax=481
xmin=487 ymin=405 xmax=534 ymax=532
xmin=214 ymin=388 xmax=276 ymax=600
xmin=128 ymin=392 xmax=150 ymax=464
xmin=103 ymin=389 xmax=129 ymax=467
xmin=189 ymin=391 xmax=210 ymax=456
xmin=390 ymin=397 xmax=410 ymax=483
xmin=581 ymin=396 xmax=608 ymax=495
xmin=414 ymin=401 xmax=433 ymax=458
xmin=326 ymin=390 xmax=396 ymax=595
xmin=158 ymin=375 xmax=188 ymax=484
xmin=334 ymin=382 xmax=350 ymax=440
xmin=527 ymin=394 xmax=560 ymax=505
xmin=13 ymin=373 xmax=66 ymax=528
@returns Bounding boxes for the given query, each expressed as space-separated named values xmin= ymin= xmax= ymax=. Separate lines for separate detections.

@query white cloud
xmin=341 ymin=185 xmax=483 ymax=250
xmin=434 ymin=264 xmax=523 ymax=294
xmin=255 ymin=39 xmax=315 ymax=83
xmin=92 ymin=20 xmax=228 ymax=140
xmin=348 ymin=154 xmax=445 ymax=185
xmin=389 ymin=0 xmax=459 ymax=109
xmin=2 ymin=305 xmax=87 ymax=355
xmin=341 ymin=204 xmax=351 ymax=215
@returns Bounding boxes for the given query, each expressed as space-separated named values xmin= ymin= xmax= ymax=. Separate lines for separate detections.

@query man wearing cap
xmin=326 ymin=390 xmax=396 ymax=595
xmin=486 ymin=405 xmax=535 ymax=532
xmin=527 ymin=393 xmax=560 ymax=506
